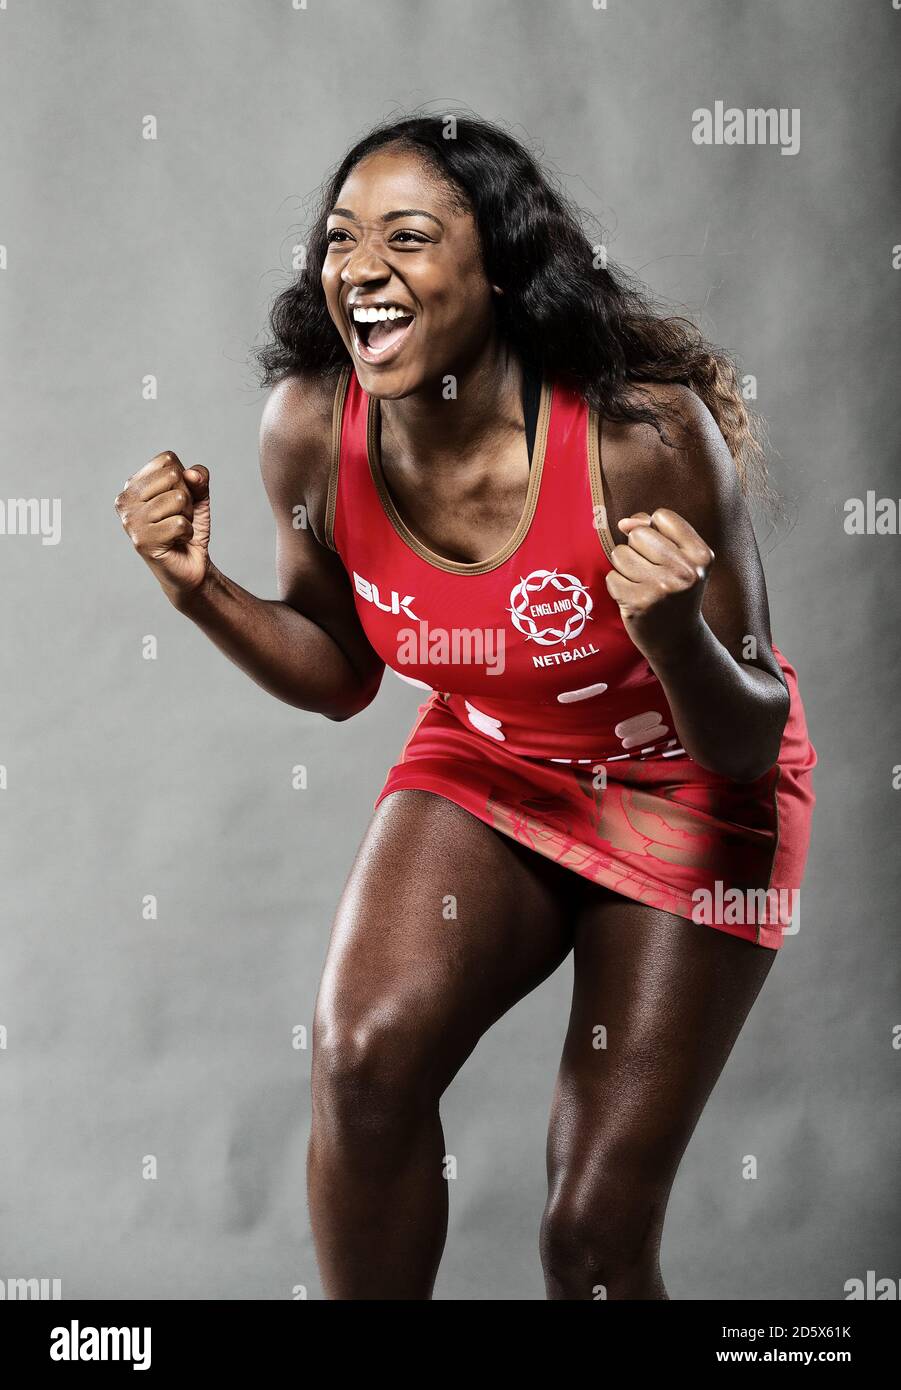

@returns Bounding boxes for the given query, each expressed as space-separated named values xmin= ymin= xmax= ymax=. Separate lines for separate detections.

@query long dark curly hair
xmin=256 ymin=113 xmax=769 ymax=500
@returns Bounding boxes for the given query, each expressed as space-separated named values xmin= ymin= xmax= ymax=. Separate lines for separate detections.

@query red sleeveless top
xmin=326 ymin=366 xmax=791 ymax=763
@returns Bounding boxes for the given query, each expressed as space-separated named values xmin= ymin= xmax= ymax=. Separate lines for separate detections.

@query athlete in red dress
xmin=115 ymin=115 xmax=816 ymax=1300
xmin=328 ymin=363 xmax=814 ymax=951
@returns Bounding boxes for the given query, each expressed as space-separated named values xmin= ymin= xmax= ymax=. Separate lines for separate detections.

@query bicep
xmin=604 ymin=388 xmax=784 ymax=684
xmin=273 ymin=507 xmax=385 ymax=685
xmin=260 ymin=380 xmax=385 ymax=689
xmin=698 ymin=501 xmax=782 ymax=682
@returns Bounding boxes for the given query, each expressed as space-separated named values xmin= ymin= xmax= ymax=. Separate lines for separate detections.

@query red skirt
xmin=374 ymin=661 xmax=816 ymax=951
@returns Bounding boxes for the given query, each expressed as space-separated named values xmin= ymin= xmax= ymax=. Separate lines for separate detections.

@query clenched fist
xmin=605 ymin=507 xmax=714 ymax=663
xmin=114 ymin=451 xmax=211 ymax=606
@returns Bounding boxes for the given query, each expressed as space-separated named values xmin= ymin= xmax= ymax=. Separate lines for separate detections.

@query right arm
xmin=114 ymin=373 xmax=384 ymax=721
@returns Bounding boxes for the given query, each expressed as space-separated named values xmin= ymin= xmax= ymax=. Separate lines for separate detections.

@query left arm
xmin=600 ymin=386 xmax=789 ymax=782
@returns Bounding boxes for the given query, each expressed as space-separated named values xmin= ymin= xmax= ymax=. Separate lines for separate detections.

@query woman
xmin=114 ymin=115 xmax=816 ymax=1300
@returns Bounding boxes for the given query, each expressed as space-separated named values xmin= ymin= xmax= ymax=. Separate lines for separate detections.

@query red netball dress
xmin=324 ymin=366 xmax=816 ymax=949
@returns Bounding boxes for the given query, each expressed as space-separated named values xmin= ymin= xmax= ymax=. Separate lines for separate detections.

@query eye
xmin=389 ymin=230 xmax=430 ymax=245
xmin=326 ymin=228 xmax=353 ymax=245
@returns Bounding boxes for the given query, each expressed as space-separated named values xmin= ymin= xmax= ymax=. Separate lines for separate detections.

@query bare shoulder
xmin=602 ymin=381 xmax=733 ymax=479
xmin=259 ymin=370 xmax=344 ymax=542
xmin=598 ymin=381 xmax=745 ymax=544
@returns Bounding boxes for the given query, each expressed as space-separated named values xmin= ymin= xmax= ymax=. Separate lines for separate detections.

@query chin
xmin=353 ymin=362 xmax=424 ymax=400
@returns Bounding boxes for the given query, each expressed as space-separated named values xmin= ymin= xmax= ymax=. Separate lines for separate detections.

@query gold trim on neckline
xmin=324 ymin=366 xmax=352 ymax=552
xmin=586 ymin=405 xmax=617 ymax=563
xmin=365 ymin=378 xmax=552 ymax=575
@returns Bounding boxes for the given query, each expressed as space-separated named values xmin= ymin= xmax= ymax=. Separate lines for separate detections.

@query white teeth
xmin=351 ymin=304 xmax=413 ymax=324
xmin=349 ymin=303 xmax=415 ymax=358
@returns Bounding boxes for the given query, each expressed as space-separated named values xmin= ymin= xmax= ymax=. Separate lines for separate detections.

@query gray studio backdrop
xmin=1 ymin=0 xmax=898 ymax=1301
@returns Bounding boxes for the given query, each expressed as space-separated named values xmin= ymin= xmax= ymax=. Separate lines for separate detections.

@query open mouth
xmin=350 ymin=302 xmax=416 ymax=365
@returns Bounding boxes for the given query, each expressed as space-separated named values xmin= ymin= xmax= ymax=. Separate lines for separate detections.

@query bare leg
xmin=540 ymin=886 xmax=776 ymax=1300
xmin=308 ymin=789 xmax=578 ymax=1299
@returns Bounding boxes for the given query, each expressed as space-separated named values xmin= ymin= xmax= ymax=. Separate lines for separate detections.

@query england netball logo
xmin=508 ymin=569 xmax=593 ymax=646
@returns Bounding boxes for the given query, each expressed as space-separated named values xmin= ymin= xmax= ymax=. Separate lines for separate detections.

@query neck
xmin=378 ymin=337 xmax=525 ymax=472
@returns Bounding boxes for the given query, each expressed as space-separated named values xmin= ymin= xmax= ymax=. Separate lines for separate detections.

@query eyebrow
xmin=329 ymin=206 xmax=445 ymax=229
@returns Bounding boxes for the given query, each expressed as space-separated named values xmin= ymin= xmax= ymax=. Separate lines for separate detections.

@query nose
xmin=340 ymin=245 xmax=391 ymax=288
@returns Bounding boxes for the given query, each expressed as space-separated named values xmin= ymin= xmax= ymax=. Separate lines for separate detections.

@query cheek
xmin=321 ymin=273 xmax=346 ymax=329
xmin=432 ymin=288 xmax=493 ymax=349
xmin=428 ymin=262 xmax=492 ymax=330
xmin=320 ymin=265 xmax=339 ymax=303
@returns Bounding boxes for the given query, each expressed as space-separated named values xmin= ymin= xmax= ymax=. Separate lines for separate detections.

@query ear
xmin=491 ymin=284 xmax=504 ymax=296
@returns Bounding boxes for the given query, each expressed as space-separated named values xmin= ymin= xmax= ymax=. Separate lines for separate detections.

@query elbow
xmin=699 ymin=745 xmax=780 ymax=783
xmin=722 ymin=752 xmax=780 ymax=784
xmin=321 ymin=668 xmax=383 ymax=722
xmin=717 ymin=687 xmax=791 ymax=783
xmin=322 ymin=694 xmax=371 ymax=722
xmin=324 ymin=705 xmax=361 ymax=723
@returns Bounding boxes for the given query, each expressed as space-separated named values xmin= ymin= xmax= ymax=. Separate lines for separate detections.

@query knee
xmin=311 ymin=1009 xmax=438 ymax=1138
xmin=540 ymin=1171 xmax=667 ymax=1298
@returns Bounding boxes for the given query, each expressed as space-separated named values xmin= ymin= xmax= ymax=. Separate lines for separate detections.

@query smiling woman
xmin=316 ymin=146 xmax=507 ymax=405
xmin=116 ymin=112 xmax=816 ymax=1300
xmin=327 ymin=204 xmax=431 ymax=363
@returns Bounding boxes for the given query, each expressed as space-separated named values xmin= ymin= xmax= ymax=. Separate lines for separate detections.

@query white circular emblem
xmin=508 ymin=569 xmax=593 ymax=646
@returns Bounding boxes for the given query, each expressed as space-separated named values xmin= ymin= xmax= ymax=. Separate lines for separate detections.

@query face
xmin=321 ymin=147 xmax=497 ymax=398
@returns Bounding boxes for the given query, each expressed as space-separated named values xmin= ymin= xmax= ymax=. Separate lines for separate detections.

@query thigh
xmin=548 ymin=887 xmax=777 ymax=1185
xmin=315 ymin=789 xmax=578 ymax=1091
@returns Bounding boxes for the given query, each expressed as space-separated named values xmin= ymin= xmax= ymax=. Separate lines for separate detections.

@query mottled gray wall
xmin=0 ymin=0 xmax=898 ymax=1300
